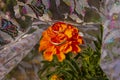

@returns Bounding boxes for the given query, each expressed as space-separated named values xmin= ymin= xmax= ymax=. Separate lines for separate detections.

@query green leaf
xmin=64 ymin=60 xmax=78 ymax=74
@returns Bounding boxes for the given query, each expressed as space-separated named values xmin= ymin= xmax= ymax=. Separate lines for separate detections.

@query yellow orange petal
xmin=78 ymin=36 xmax=84 ymax=44
xmin=60 ymin=42 xmax=72 ymax=53
xmin=43 ymin=51 xmax=53 ymax=61
xmin=43 ymin=46 xmax=56 ymax=61
xmin=39 ymin=27 xmax=57 ymax=51
xmin=72 ymin=45 xmax=81 ymax=54
xmin=64 ymin=45 xmax=72 ymax=53
xmin=52 ymin=22 xmax=67 ymax=33
xmin=64 ymin=25 xmax=77 ymax=38
xmin=43 ymin=27 xmax=57 ymax=38
xmin=64 ymin=29 xmax=72 ymax=38
xmin=50 ymin=33 xmax=67 ymax=45
xmin=39 ymin=37 xmax=52 ymax=51
xmin=50 ymin=75 xmax=58 ymax=80
xmin=56 ymin=52 xmax=65 ymax=62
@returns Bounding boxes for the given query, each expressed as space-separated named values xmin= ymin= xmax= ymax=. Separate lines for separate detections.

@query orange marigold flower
xmin=50 ymin=75 xmax=58 ymax=80
xmin=39 ymin=22 xmax=84 ymax=62
xmin=50 ymin=74 xmax=63 ymax=80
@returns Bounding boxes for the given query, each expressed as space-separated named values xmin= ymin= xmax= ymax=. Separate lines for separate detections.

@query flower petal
xmin=50 ymin=75 xmax=58 ymax=80
xmin=43 ymin=51 xmax=53 ymax=61
xmin=64 ymin=25 xmax=78 ymax=38
xmin=60 ymin=42 xmax=72 ymax=53
xmin=43 ymin=27 xmax=57 ymax=38
xmin=72 ymin=45 xmax=81 ymax=53
xmin=52 ymin=22 xmax=67 ymax=33
xmin=78 ymin=36 xmax=84 ymax=44
xmin=39 ymin=27 xmax=57 ymax=51
xmin=64 ymin=28 xmax=73 ymax=38
xmin=39 ymin=36 xmax=52 ymax=51
xmin=43 ymin=46 xmax=56 ymax=61
xmin=50 ymin=33 xmax=67 ymax=45
xmin=56 ymin=52 xmax=65 ymax=62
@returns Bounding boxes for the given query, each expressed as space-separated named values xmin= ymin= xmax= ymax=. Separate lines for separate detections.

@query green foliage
xmin=2 ymin=0 xmax=17 ymax=16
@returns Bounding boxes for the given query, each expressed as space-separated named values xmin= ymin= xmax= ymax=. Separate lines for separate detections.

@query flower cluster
xmin=39 ymin=22 xmax=84 ymax=62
